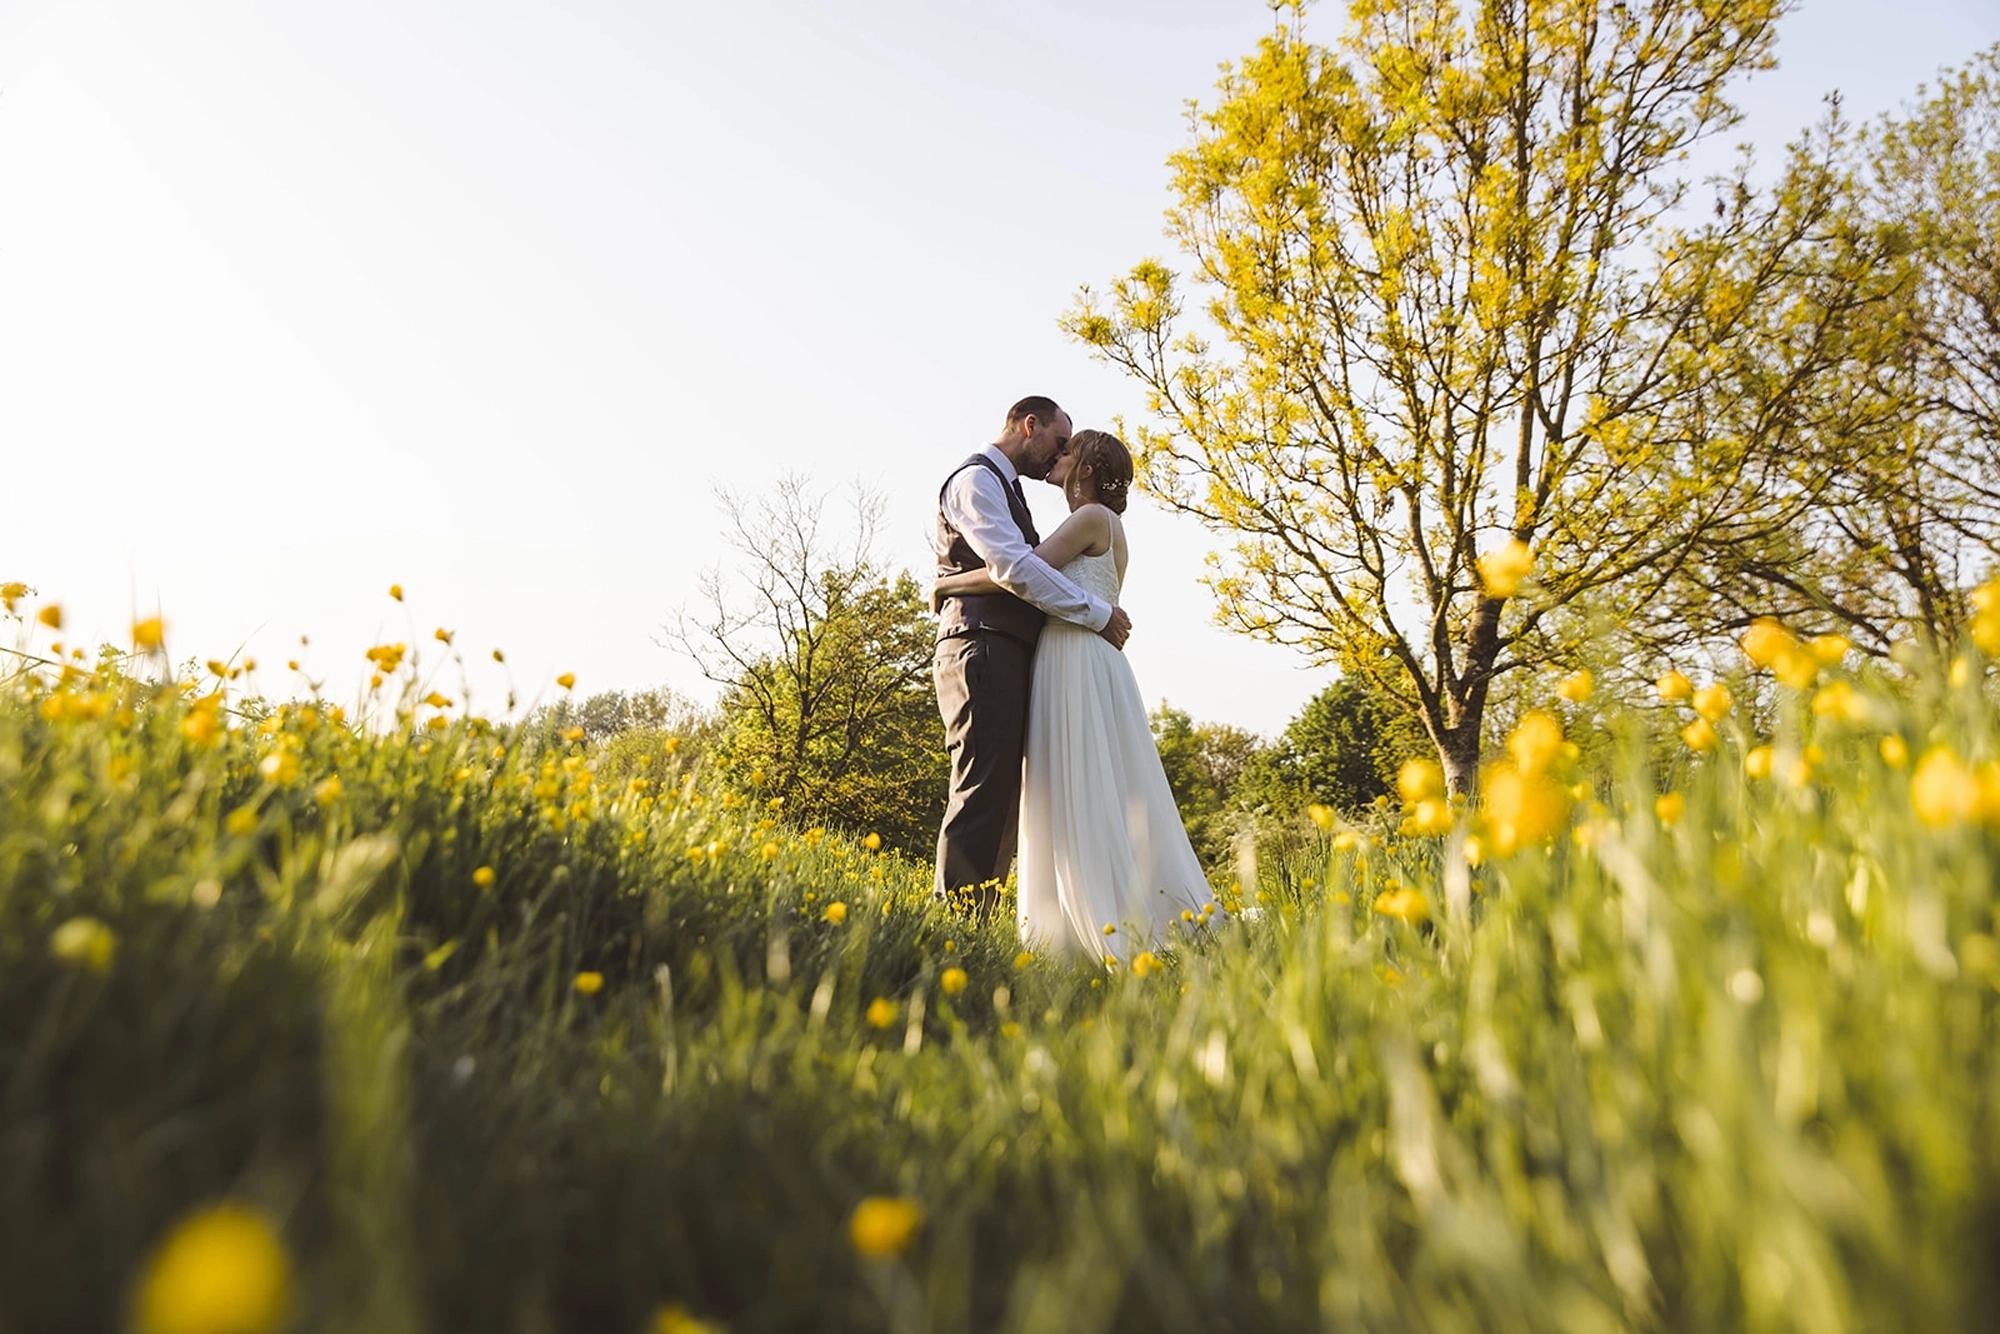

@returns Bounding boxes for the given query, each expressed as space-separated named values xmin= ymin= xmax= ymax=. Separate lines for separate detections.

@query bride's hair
xmin=1068 ymin=429 xmax=1134 ymax=515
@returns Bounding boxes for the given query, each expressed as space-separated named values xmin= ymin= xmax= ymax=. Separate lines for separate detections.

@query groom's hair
xmin=1004 ymin=395 xmax=1063 ymax=432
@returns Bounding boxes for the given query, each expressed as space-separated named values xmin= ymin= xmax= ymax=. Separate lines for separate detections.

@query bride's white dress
xmin=1017 ymin=548 xmax=1213 ymax=961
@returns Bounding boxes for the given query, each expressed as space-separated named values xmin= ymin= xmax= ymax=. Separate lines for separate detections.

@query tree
xmin=1150 ymin=701 xmax=1262 ymax=865
xmin=1068 ymin=0 xmax=1851 ymax=791
xmin=665 ymin=478 xmax=947 ymax=854
xmin=1237 ymin=677 xmax=1431 ymax=820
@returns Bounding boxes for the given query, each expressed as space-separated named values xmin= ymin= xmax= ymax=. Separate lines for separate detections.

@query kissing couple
xmin=930 ymin=395 xmax=1212 ymax=964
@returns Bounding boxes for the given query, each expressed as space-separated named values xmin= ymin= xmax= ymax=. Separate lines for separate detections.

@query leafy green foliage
xmin=1148 ymin=701 xmax=1259 ymax=864
xmin=669 ymin=479 xmax=947 ymax=855
xmin=1235 ymin=676 xmax=1432 ymax=821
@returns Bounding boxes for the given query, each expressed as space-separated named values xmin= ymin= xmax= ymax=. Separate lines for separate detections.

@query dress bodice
xmin=1058 ymin=549 xmax=1122 ymax=607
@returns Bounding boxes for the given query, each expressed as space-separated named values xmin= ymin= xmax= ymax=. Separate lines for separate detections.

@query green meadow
xmin=6 ymin=625 xmax=2000 ymax=1334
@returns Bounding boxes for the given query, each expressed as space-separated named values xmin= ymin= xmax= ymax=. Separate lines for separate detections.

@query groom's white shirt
xmin=943 ymin=444 xmax=1112 ymax=632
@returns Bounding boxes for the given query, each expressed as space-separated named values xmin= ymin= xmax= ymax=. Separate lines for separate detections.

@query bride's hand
xmin=1098 ymin=606 xmax=1132 ymax=650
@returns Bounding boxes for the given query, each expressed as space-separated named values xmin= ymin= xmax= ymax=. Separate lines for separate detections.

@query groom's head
xmin=995 ymin=395 xmax=1072 ymax=481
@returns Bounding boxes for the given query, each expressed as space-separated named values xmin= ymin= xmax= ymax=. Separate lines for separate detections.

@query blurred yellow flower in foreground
xmin=849 ymin=1196 xmax=923 ymax=1259
xmin=574 ymin=971 xmax=604 ymax=995
xmin=1809 ymin=633 xmax=1851 ymax=665
xmin=1476 ymin=539 xmax=1533 ymax=599
xmin=1974 ymin=577 xmax=2000 ymax=654
xmin=388 ymin=583 xmax=403 ymax=601
xmin=132 ymin=616 xmax=166 ymax=651
xmin=649 ymin=1303 xmax=724 ymax=1334
xmin=136 ymin=1203 xmax=290 ymax=1334
xmin=1655 ymin=792 xmax=1685 ymax=826
xmin=1130 ymin=951 xmax=1163 ymax=978
xmin=1306 ymin=803 xmax=1336 ymax=831
xmin=1398 ymin=758 xmax=1443 ymax=805
xmin=1507 ymin=710 xmax=1563 ymax=776
xmin=1656 ymin=669 xmax=1693 ymax=702
xmin=1912 ymin=747 xmax=1980 ymax=828
xmin=1692 ymin=683 xmax=1733 ymax=723
xmin=1880 ymin=735 xmax=1910 ymax=768
xmin=1681 ymin=718 xmax=1718 ymax=753
xmin=1744 ymin=745 xmax=1774 ymax=780
xmin=940 ymin=967 xmax=968 ymax=995
xmin=1481 ymin=762 xmax=1568 ymax=857
xmin=555 ymin=673 xmax=576 ymax=690
xmin=471 ymin=866 xmax=496 ymax=888
xmin=0 ymin=580 xmax=26 ymax=613
xmin=1013 ymin=950 xmax=1034 ymax=969
xmin=1372 ymin=886 xmax=1429 ymax=923
xmin=312 ymin=777 xmax=342 ymax=806
xmin=1556 ymin=670 xmax=1593 ymax=703
xmin=37 ymin=603 xmax=63 ymax=630
xmin=865 ymin=998 xmax=897 ymax=1029
xmin=51 ymin=916 xmax=117 ymax=973
xmin=822 ymin=901 xmax=847 ymax=925
xmin=863 ymin=832 xmax=882 ymax=851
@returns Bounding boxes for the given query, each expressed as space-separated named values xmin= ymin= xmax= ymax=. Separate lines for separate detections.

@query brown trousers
xmin=932 ymin=630 xmax=1034 ymax=915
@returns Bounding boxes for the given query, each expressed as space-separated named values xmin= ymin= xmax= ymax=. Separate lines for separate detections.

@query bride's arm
xmin=933 ymin=507 xmax=1112 ymax=601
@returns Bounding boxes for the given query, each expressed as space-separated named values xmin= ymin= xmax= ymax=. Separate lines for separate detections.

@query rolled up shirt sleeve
xmin=943 ymin=467 xmax=1112 ymax=632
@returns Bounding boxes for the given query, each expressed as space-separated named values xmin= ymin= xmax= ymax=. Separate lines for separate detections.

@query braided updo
xmin=1067 ymin=429 xmax=1134 ymax=515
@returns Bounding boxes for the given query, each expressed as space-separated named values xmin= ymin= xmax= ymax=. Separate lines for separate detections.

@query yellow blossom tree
xmin=1067 ymin=0 xmax=1860 ymax=790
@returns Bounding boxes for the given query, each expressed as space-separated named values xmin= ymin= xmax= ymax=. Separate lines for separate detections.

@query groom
xmin=932 ymin=394 xmax=1133 ymax=916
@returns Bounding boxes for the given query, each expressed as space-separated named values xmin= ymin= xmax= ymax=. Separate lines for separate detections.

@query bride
xmin=932 ymin=429 xmax=1213 ymax=963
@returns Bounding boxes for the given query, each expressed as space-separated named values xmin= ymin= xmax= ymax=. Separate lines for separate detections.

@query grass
xmin=4 ymin=628 xmax=2000 ymax=1333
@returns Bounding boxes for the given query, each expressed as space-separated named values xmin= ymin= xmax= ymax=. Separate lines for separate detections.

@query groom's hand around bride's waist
xmin=1098 ymin=607 xmax=1132 ymax=651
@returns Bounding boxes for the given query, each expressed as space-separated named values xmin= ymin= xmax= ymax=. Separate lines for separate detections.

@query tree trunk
xmin=1438 ymin=715 xmax=1483 ymax=798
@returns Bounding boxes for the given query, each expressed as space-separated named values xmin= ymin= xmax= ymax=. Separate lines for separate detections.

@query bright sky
xmin=3 ymin=0 xmax=1996 ymax=734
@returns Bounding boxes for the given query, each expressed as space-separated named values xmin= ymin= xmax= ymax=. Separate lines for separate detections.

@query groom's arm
xmin=943 ymin=470 xmax=1112 ymax=632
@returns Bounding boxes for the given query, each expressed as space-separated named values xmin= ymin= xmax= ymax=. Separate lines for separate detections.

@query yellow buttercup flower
xmin=865 ymin=998 xmax=897 ymax=1029
xmin=388 ymin=583 xmax=404 ymax=601
xmin=1691 ymin=683 xmax=1732 ymax=723
xmin=472 ymin=866 xmax=496 ymax=888
xmin=648 ymin=1304 xmax=724 ymax=1334
xmin=1481 ymin=763 xmax=1568 ymax=856
xmin=1398 ymin=757 xmax=1444 ymax=805
xmin=849 ymin=1196 xmax=923 ymax=1259
xmin=50 ymin=916 xmax=117 ymax=973
xmin=1305 ymin=803 xmax=1336 ymax=831
xmin=940 ymin=967 xmax=968 ymax=995
xmin=1808 ymin=633 xmax=1851 ymax=666
xmin=1912 ymin=747 xmax=1980 ymax=828
xmin=1013 ymin=950 xmax=1034 ymax=969
xmin=1556 ymin=670 xmax=1593 ymax=703
xmin=132 ymin=616 xmax=166 ymax=651
xmin=823 ymin=901 xmax=848 ymax=924
xmin=0 ymin=580 xmax=26 ymax=613
xmin=1476 ymin=538 xmax=1533 ymax=599
xmin=863 ymin=832 xmax=882 ymax=852
xmin=1880 ymin=735 xmax=1910 ymax=768
xmin=1130 ymin=951 xmax=1163 ymax=978
xmin=1744 ymin=745 xmax=1774 ymax=780
xmin=555 ymin=673 xmax=576 ymax=690
xmin=1656 ymin=669 xmax=1693 ymax=702
xmin=574 ymin=971 xmax=604 ymax=995
xmin=312 ymin=777 xmax=342 ymax=806
xmin=36 ymin=603 xmax=62 ymax=630
xmin=1507 ymin=710 xmax=1564 ymax=776
xmin=1655 ymin=792 xmax=1685 ymax=825
xmin=1681 ymin=718 xmax=1718 ymax=753
xmin=1811 ymin=681 xmax=1869 ymax=725
xmin=136 ymin=1203 xmax=291 ymax=1334
xmin=1741 ymin=618 xmax=1795 ymax=669
xmin=1371 ymin=886 xmax=1430 ymax=923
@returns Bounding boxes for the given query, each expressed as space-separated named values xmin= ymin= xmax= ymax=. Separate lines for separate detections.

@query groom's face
xmin=1019 ymin=411 xmax=1073 ymax=482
